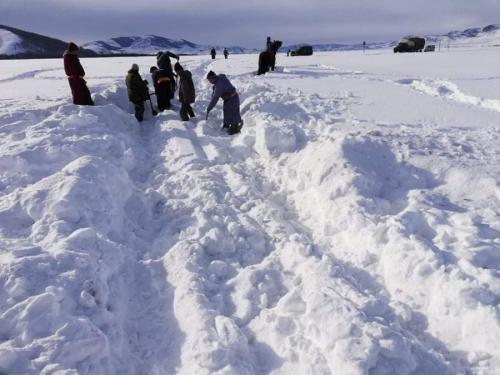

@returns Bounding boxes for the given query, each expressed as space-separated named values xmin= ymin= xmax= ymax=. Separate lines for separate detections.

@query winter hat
xmin=174 ymin=62 xmax=183 ymax=72
xmin=131 ymin=63 xmax=139 ymax=71
xmin=150 ymin=66 xmax=158 ymax=73
xmin=156 ymin=51 xmax=163 ymax=57
xmin=68 ymin=42 xmax=79 ymax=52
xmin=206 ymin=70 xmax=217 ymax=79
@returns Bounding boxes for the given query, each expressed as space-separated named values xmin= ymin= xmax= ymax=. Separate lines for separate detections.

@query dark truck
xmin=393 ymin=37 xmax=425 ymax=53
xmin=291 ymin=45 xmax=313 ymax=56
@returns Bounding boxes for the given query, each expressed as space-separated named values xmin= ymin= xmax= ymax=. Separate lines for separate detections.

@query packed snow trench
xmin=0 ymin=49 xmax=500 ymax=375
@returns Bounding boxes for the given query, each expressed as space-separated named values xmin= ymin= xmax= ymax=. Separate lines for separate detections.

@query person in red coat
xmin=63 ymin=42 xmax=94 ymax=106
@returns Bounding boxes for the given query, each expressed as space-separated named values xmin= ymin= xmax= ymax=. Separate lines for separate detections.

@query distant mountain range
xmin=284 ymin=24 xmax=500 ymax=52
xmin=1 ymin=23 xmax=499 ymax=59
xmin=81 ymin=35 xmax=257 ymax=55
xmin=425 ymin=24 xmax=500 ymax=46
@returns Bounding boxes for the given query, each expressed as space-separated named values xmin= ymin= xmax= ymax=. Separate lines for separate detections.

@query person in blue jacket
xmin=205 ymin=70 xmax=242 ymax=135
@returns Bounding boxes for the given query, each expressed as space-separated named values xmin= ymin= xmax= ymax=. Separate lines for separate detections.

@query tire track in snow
xmin=396 ymin=78 xmax=500 ymax=112
xmin=108 ymin=117 xmax=186 ymax=374
xmin=0 ymin=68 xmax=61 ymax=84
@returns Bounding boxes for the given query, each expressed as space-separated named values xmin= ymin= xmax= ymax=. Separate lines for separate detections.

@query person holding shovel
xmin=150 ymin=66 xmax=172 ymax=111
xmin=126 ymin=64 xmax=155 ymax=122
xmin=205 ymin=70 xmax=242 ymax=135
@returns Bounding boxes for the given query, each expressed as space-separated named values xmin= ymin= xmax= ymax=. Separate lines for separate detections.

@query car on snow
xmin=424 ymin=45 xmax=436 ymax=52
xmin=291 ymin=46 xmax=313 ymax=56
xmin=393 ymin=37 xmax=425 ymax=53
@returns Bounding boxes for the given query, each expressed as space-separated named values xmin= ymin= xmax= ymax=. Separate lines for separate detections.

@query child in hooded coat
xmin=174 ymin=62 xmax=196 ymax=121
xmin=126 ymin=64 xmax=149 ymax=122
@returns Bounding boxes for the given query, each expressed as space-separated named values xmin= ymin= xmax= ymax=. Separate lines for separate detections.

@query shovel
xmin=147 ymin=92 xmax=158 ymax=116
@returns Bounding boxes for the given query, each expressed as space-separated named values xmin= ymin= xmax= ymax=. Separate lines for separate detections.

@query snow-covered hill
xmin=426 ymin=24 xmax=500 ymax=47
xmin=0 ymin=24 xmax=97 ymax=58
xmin=1 ymin=48 xmax=500 ymax=374
xmin=82 ymin=35 xmax=257 ymax=55
xmin=0 ymin=28 xmax=24 ymax=55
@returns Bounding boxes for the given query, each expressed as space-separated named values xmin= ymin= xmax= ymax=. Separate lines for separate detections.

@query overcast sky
xmin=1 ymin=0 xmax=499 ymax=47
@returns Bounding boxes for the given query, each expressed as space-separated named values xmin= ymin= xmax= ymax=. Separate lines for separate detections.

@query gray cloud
xmin=1 ymin=0 xmax=499 ymax=47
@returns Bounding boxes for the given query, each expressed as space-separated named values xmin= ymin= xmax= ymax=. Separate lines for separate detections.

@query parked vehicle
xmin=393 ymin=37 xmax=425 ymax=53
xmin=290 ymin=45 xmax=313 ymax=56
xmin=424 ymin=45 xmax=435 ymax=52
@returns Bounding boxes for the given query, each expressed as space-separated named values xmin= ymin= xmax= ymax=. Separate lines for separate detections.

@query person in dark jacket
xmin=126 ymin=64 xmax=149 ymax=122
xmin=63 ymin=42 xmax=94 ymax=106
xmin=156 ymin=51 xmax=179 ymax=98
xmin=150 ymin=66 xmax=172 ymax=111
xmin=206 ymin=70 xmax=242 ymax=135
xmin=210 ymin=48 xmax=216 ymax=59
xmin=156 ymin=51 xmax=179 ymax=76
xmin=174 ymin=62 xmax=195 ymax=121
xmin=266 ymin=37 xmax=273 ymax=50
xmin=223 ymin=48 xmax=229 ymax=59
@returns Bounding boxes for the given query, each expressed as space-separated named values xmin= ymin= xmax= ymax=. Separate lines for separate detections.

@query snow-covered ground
xmin=0 ymin=48 xmax=500 ymax=375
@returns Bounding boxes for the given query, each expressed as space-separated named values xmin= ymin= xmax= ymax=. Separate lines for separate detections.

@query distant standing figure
xmin=223 ymin=48 xmax=229 ymax=59
xmin=205 ymin=70 xmax=242 ymax=135
xmin=150 ymin=66 xmax=172 ymax=111
xmin=126 ymin=64 xmax=149 ymax=122
xmin=266 ymin=36 xmax=273 ymax=50
xmin=63 ymin=42 xmax=94 ymax=106
xmin=211 ymin=48 xmax=216 ymax=59
xmin=258 ymin=40 xmax=282 ymax=75
xmin=287 ymin=50 xmax=290 ymax=56
xmin=174 ymin=62 xmax=196 ymax=121
xmin=156 ymin=51 xmax=179 ymax=97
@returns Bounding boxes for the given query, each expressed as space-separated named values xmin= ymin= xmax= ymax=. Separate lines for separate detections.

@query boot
xmin=228 ymin=124 xmax=240 ymax=135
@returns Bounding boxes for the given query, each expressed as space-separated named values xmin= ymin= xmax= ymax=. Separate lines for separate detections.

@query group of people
xmin=125 ymin=51 xmax=196 ymax=123
xmin=62 ymin=42 xmax=242 ymax=135
xmin=211 ymin=48 xmax=229 ymax=59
